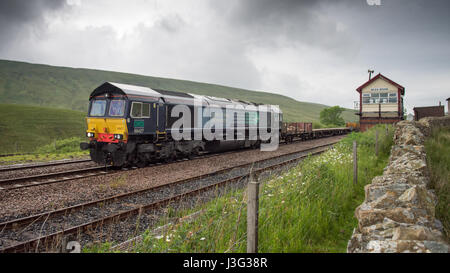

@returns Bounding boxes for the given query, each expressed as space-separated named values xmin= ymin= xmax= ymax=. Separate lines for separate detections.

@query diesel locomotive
xmin=80 ymin=82 xmax=351 ymax=168
xmin=80 ymin=82 xmax=280 ymax=167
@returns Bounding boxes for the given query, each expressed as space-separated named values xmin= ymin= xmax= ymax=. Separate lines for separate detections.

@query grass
xmin=0 ymin=137 xmax=89 ymax=165
xmin=35 ymin=137 xmax=86 ymax=154
xmin=85 ymin=124 xmax=393 ymax=253
xmin=0 ymin=152 xmax=88 ymax=165
xmin=0 ymin=59 xmax=357 ymax=123
xmin=0 ymin=106 xmax=89 ymax=165
xmin=425 ymin=127 xmax=450 ymax=240
xmin=0 ymin=104 xmax=87 ymax=154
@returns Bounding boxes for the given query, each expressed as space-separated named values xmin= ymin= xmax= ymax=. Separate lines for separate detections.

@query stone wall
xmin=347 ymin=116 xmax=450 ymax=253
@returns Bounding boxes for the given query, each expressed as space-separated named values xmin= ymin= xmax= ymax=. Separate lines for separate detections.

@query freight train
xmin=80 ymin=82 xmax=350 ymax=167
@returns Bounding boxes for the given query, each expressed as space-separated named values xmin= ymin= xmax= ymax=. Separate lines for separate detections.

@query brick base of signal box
xmin=359 ymin=117 xmax=402 ymax=132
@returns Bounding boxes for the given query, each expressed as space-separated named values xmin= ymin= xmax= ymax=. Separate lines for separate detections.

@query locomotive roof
xmin=90 ymin=82 xmax=161 ymax=99
xmin=90 ymin=82 xmax=280 ymax=112
xmin=153 ymin=88 xmax=194 ymax=98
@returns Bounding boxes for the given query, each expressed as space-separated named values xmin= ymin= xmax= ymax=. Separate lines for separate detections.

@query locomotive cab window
xmin=109 ymin=100 xmax=125 ymax=116
xmin=131 ymin=102 xmax=151 ymax=118
xmin=90 ymin=100 xmax=107 ymax=116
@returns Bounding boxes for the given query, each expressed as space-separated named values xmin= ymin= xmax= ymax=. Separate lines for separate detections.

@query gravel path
xmin=0 ymin=136 xmax=344 ymax=222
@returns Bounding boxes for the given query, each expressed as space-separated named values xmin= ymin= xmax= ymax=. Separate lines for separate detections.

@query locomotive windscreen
xmin=90 ymin=100 xmax=106 ymax=116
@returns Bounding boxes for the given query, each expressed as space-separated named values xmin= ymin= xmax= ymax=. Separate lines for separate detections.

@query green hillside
xmin=0 ymin=104 xmax=86 ymax=154
xmin=0 ymin=59 xmax=357 ymax=123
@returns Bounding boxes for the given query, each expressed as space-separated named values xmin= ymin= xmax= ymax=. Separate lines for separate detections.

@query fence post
xmin=385 ymin=124 xmax=388 ymax=136
xmin=247 ymin=180 xmax=260 ymax=253
xmin=375 ymin=130 xmax=379 ymax=157
xmin=61 ymin=237 xmax=67 ymax=253
xmin=353 ymin=141 xmax=358 ymax=185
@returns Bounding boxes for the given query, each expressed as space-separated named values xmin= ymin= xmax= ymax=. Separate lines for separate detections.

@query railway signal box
xmin=355 ymin=73 xmax=405 ymax=131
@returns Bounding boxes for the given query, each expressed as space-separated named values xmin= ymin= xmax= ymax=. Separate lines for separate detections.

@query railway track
xmin=0 ymin=138 xmax=299 ymax=191
xmin=0 ymin=147 xmax=252 ymax=191
xmin=0 ymin=152 xmax=34 ymax=158
xmin=0 ymin=159 xmax=92 ymax=173
xmin=0 ymin=131 xmax=324 ymax=173
xmin=0 ymin=165 xmax=111 ymax=191
xmin=0 ymin=141 xmax=338 ymax=253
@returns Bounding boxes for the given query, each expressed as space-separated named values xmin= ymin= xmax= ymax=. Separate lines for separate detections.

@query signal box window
xmin=131 ymin=102 xmax=151 ymax=118
xmin=389 ymin=93 xmax=398 ymax=103
xmin=379 ymin=93 xmax=388 ymax=103
xmin=363 ymin=92 xmax=398 ymax=104
xmin=90 ymin=100 xmax=106 ymax=116
xmin=370 ymin=93 xmax=380 ymax=104
xmin=362 ymin=93 xmax=370 ymax=104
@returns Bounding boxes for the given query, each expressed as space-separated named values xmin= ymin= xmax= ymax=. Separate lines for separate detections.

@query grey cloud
xmin=210 ymin=0 xmax=359 ymax=57
xmin=327 ymin=0 xmax=450 ymax=72
xmin=129 ymin=19 xmax=263 ymax=90
xmin=0 ymin=0 xmax=68 ymax=50
xmin=0 ymin=0 xmax=65 ymax=22
xmin=218 ymin=0 xmax=318 ymax=24
xmin=0 ymin=0 xmax=448 ymax=114
xmin=155 ymin=14 xmax=186 ymax=33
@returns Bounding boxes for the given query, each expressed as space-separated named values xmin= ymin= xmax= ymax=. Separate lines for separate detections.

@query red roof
xmin=356 ymin=73 xmax=405 ymax=95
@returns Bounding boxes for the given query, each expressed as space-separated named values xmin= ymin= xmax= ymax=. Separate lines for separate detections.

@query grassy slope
xmin=425 ymin=127 xmax=450 ymax=239
xmin=0 ymin=104 xmax=86 ymax=154
xmin=0 ymin=59 xmax=357 ymax=123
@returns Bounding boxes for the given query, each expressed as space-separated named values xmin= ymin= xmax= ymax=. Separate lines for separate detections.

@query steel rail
xmin=0 ymin=166 xmax=111 ymax=190
xmin=0 ymin=159 xmax=92 ymax=173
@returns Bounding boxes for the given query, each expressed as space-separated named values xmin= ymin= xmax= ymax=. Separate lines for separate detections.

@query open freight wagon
xmin=281 ymin=122 xmax=313 ymax=142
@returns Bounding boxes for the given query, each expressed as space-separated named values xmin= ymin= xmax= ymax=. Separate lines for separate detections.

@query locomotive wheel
xmin=187 ymin=147 xmax=200 ymax=159
xmin=164 ymin=152 xmax=177 ymax=163
xmin=136 ymin=159 xmax=147 ymax=168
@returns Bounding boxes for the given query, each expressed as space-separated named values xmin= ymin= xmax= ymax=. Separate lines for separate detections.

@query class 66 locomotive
xmin=80 ymin=82 xmax=281 ymax=168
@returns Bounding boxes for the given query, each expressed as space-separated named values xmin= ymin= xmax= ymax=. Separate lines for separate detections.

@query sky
xmin=0 ymin=0 xmax=449 ymax=114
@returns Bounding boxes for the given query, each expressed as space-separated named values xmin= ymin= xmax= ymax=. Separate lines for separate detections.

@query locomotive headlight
xmin=86 ymin=132 xmax=95 ymax=138
xmin=114 ymin=134 xmax=123 ymax=140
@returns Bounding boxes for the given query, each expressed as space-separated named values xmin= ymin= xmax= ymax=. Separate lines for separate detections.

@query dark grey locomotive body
xmin=81 ymin=82 xmax=281 ymax=167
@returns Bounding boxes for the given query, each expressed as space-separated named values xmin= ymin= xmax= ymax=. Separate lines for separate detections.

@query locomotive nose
xmin=85 ymin=117 xmax=128 ymax=143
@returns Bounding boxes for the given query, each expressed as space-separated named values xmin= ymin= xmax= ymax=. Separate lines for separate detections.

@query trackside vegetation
xmin=425 ymin=127 xmax=450 ymax=239
xmin=0 ymin=104 xmax=86 ymax=154
xmin=86 ymin=125 xmax=394 ymax=253
xmin=319 ymin=106 xmax=346 ymax=127
xmin=0 ymin=138 xmax=88 ymax=165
